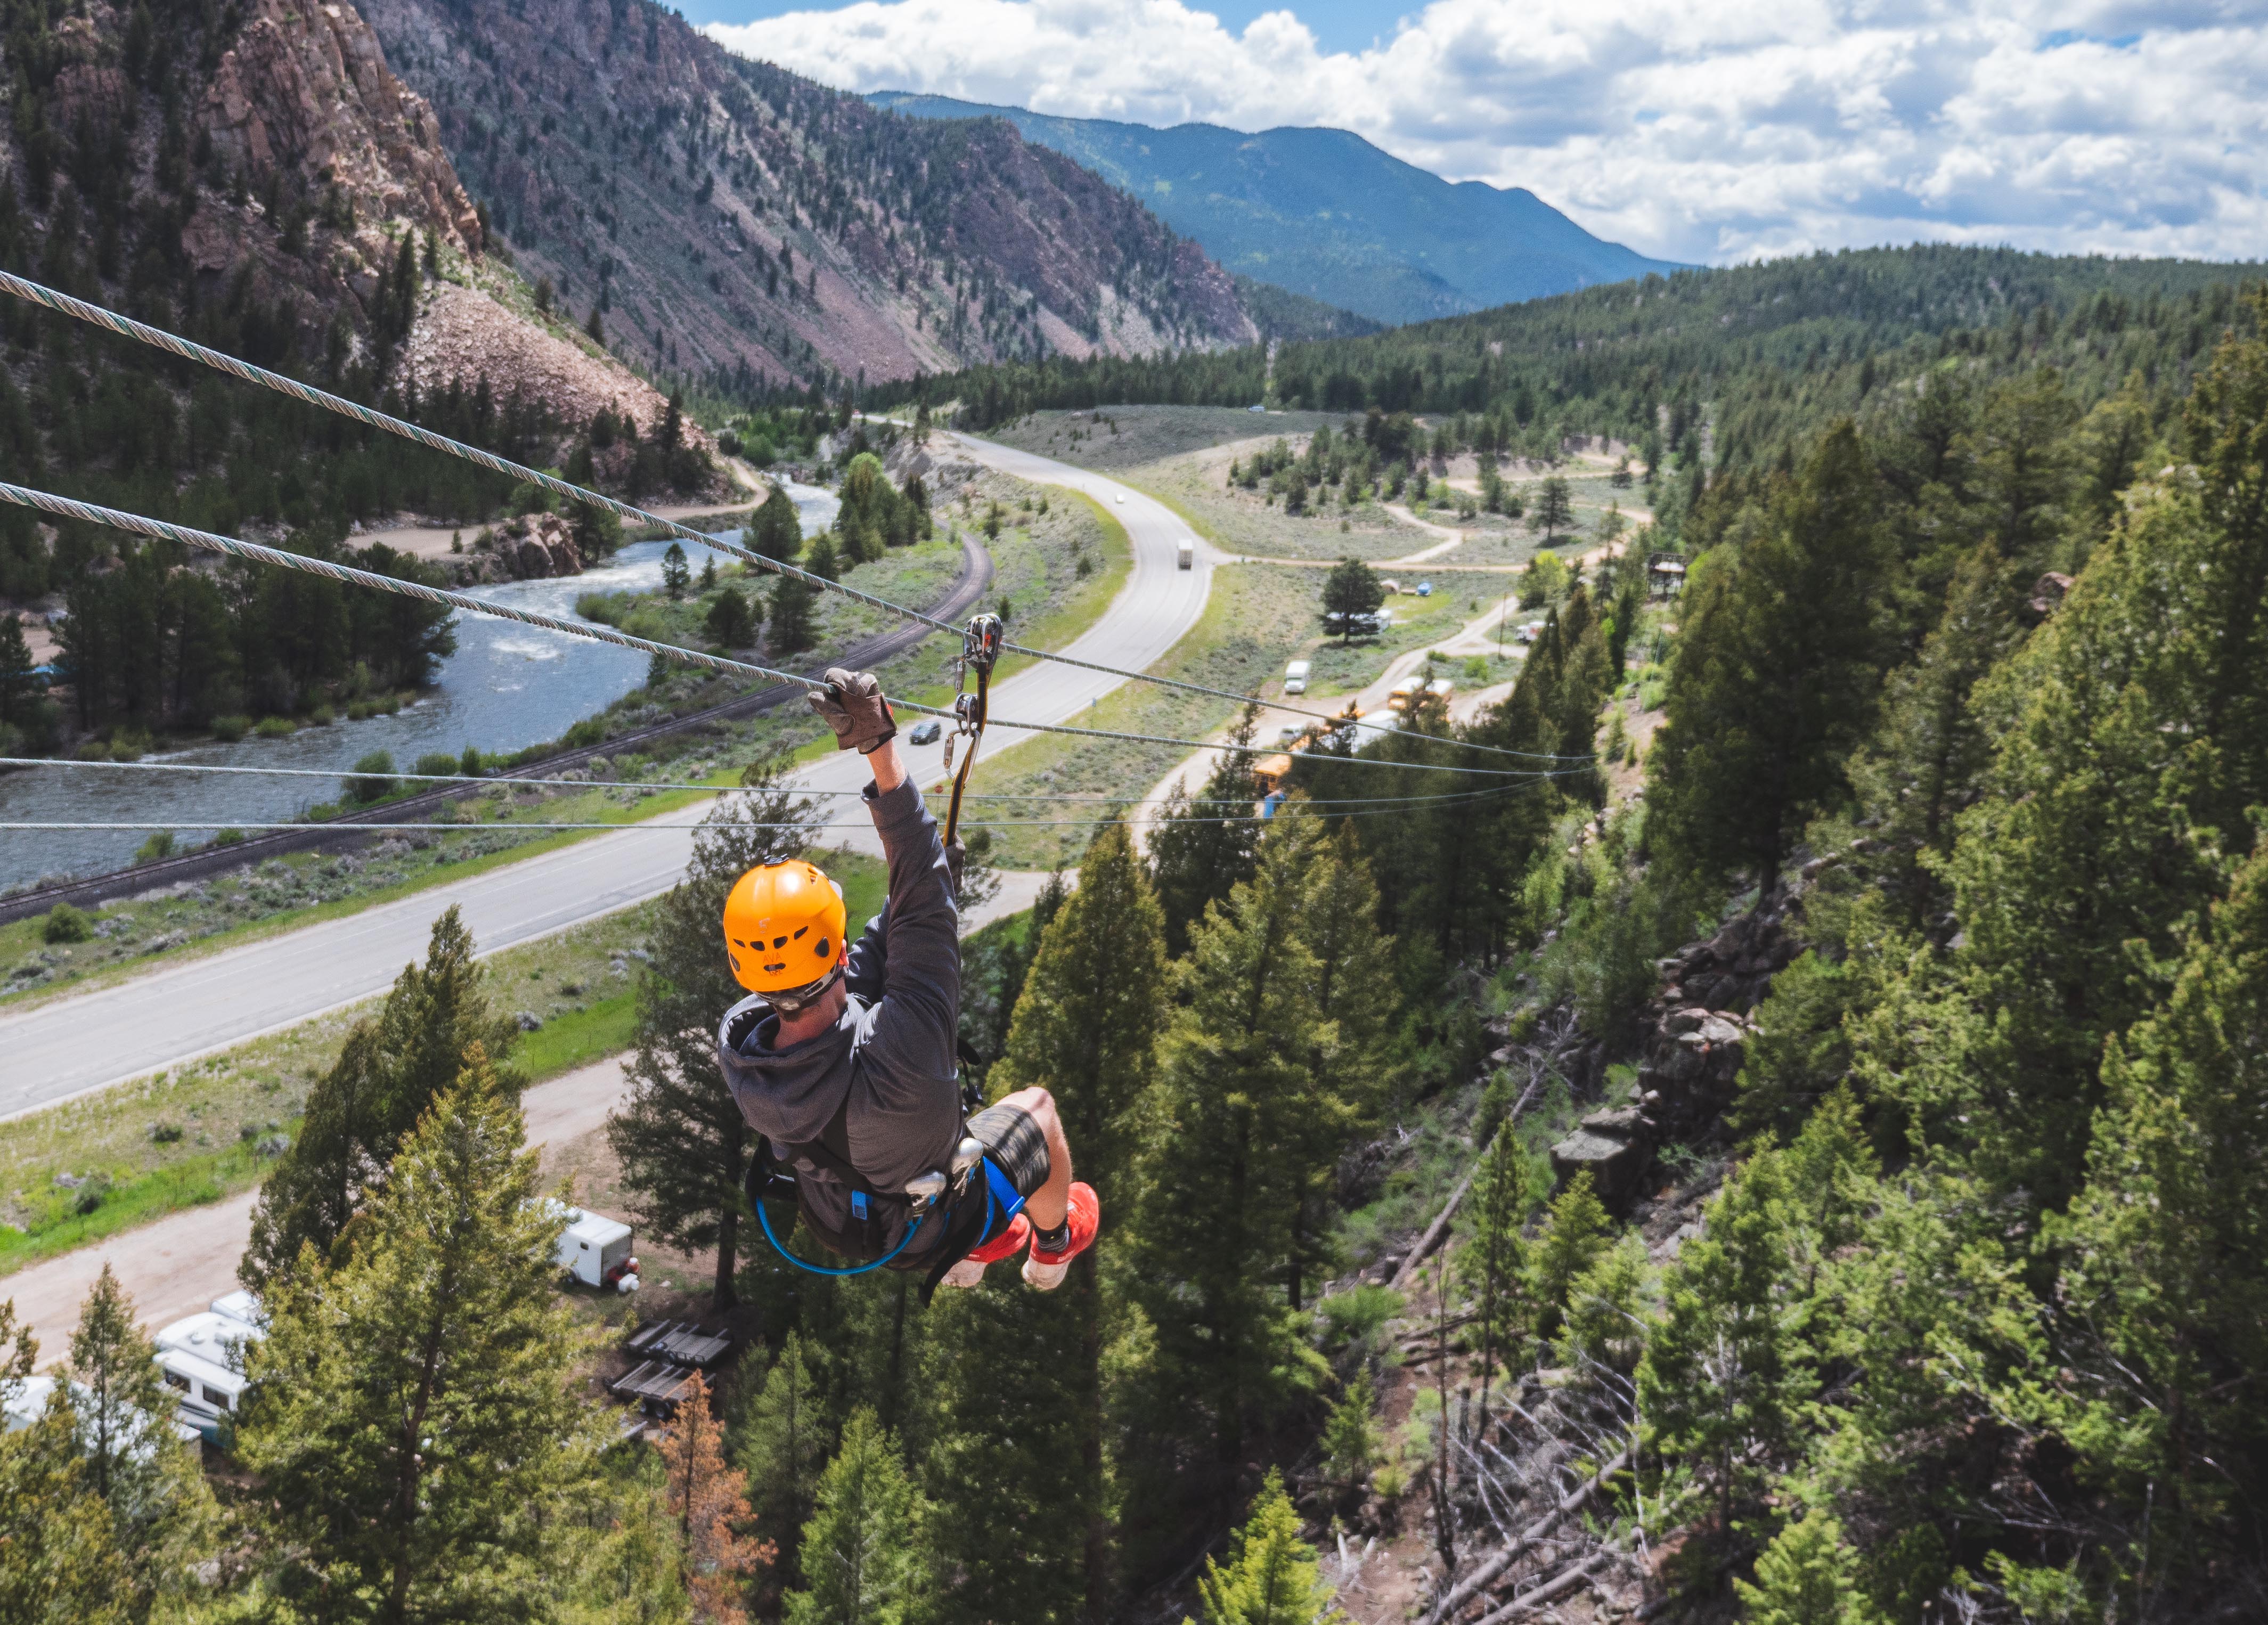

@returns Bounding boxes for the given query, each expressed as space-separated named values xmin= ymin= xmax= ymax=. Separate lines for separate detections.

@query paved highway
xmin=0 ymin=434 xmax=1213 ymax=1117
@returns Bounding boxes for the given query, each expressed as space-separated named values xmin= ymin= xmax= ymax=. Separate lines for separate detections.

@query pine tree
xmin=785 ymin=1408 xmax=923 ymax=1625
xmin=243 ymin=905 xmax=518 ymax=1291
xmin=0 ymin=611 xmax=34 ymax=725
xmin=658 ymin=1372 xmax=772 ymax=1624
xmin=610 ymin=760 xmax=819 ymax=1306
xmin=0 ymin=1301 xmax=131 ymax=1624
xmin=1275 ymin=814 xmax=1390 ymax=1308
xmin=705 ymin=585 xmax=757 ymax=649
xmin=1638 ymin=1150 xmax=1814 ymax=1539
xmin=1817 ymin=544 xmax=2018 ymax=938
xmin=1526 ymin=1171 xmax=1610 ymax=1340
xmin=1148 ymin=708 xmax=1262 ymax=958
xmin=60 ymin=1265 xmax=215 ymax=1610
xmin=916 ymin=1273 xmax=1089 ymax=1625
xmin=1647 ymin=421 xmax=1895 ymax=889
xmin=1526 ymin=475 xmax=1573 ymax=540
xmin=1459 ymin=1130 xmax=1533 ymax=1423
xmin=1189 ymin=1469 xmax=1344 ymax=1625
xmin=1320 ymin=558 xmax=1383 ymax=642
xmin=1139 ymin=830 xmax=1324 ymax=1476
xmin=664 ymin=542 xmax=692 ymax=599
xmin=731 ymin=1332 xmax=835 ymax=1587
xmin=747 ymin=485 xmax=805 ymax=564
xmin=1319 ymin=1369 xmax=1380 ymax=1490
xmin=1732 ymin=1509 xmax=1881 ymax=1625
xmin=804 ymin=534 xmax=841 ymax=583
xmin=770 ymin=574 xmax=820 ymax=654
xmin=2036 ymin=843 xmax=2268 ymax=1571
xmin=239 ymin=1050 xmax=601 ymax=1620
xmin=981 ymin=821 xmax=1169 ymax=1613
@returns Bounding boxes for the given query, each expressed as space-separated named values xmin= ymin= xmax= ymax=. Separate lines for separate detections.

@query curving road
xmin=0 ymin=433 xmax=1213 ymax=1118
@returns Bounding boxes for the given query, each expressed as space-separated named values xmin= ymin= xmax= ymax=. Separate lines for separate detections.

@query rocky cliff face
xmin=198 ymin=0 xmax=482 ymax=256
xmin=1549 ymin=904 xmax=1800 ymax=1208
xmin=354 ymin=0 xmax=1259 ymax=390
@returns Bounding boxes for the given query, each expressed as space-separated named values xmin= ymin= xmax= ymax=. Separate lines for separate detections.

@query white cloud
xmin=699 ymin=0 xmax=2268 ymax=264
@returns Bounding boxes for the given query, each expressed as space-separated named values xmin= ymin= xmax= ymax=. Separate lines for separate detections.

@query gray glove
xmin=808 ymin=668 xmax=896 ymax=754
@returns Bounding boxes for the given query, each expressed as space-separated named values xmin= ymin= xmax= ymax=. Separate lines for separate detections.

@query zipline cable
xmin=0 ymin=270 xmax=1590 ymax=765
xmin=0 ymin=756 xmax=1559 ymax=808
xmin=0 ymin=482 xmax=1579 ymax=781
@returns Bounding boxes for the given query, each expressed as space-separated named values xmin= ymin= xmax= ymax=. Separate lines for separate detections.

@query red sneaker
xmin=1022 ymin=1183 xmax=1099 ymax=1291
xmin=939 ymin=1213 xmax=1029 ymax=1289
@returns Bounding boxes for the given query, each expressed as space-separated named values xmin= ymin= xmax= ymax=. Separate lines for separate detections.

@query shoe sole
xmin=940 ymin=1259 xmax=989 ymax=1289
xmin=1022 ymin=1256 xmax=1070 ymax=1291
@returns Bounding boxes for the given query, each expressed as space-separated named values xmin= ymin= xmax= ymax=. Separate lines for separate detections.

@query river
xmin=0 ymin=485 xmax=837 ymax=891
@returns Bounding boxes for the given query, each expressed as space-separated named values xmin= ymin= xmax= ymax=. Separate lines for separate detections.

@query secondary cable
xmin=0 ymin=270 xmax=1589 ymax=765
xmin=0 ymin=483 xmax=1578 ymax=781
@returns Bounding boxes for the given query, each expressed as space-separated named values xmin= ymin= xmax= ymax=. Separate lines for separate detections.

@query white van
xmin=1283 ymin=659 xmax=1311 ymax=696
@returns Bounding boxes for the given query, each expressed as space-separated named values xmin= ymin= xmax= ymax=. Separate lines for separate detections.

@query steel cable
xmin=0 ymin=481 xmax=1579 ymax=781
xmin=0 ymin=269 xmax=1590 ymax=765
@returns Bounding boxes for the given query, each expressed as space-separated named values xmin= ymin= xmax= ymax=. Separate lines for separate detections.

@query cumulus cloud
xmin=700 ymin=0 xmax=2268 ymax=264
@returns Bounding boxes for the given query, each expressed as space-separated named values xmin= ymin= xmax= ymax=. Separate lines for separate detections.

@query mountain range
xmin=866 ymin=94 xmax=1686 ymax=327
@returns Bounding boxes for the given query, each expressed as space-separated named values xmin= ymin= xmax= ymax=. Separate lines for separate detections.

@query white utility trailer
xmin=549 ymin=1203 xmax=638 ymax=1289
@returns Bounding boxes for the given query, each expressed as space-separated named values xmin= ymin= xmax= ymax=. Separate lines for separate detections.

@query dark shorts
xmin=966 ymin=1100 xmax=1050 ymax=1202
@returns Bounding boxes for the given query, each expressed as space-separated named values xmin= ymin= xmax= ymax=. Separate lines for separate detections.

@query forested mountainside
xmin=358 ymin=0 xmax=1259 ymax=394
xmin=0 ymin=0 xmax=715 ymax=608
xmin=870 ymin=92 xmax=1684 ymax=325
xmin=906 ymin=244 xmax=2262 ymax=473
xmin=12 ymin=290 xmax=2257 ymax=1623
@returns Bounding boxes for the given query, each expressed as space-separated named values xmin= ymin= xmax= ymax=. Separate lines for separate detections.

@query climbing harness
xmin=747 ymin=1103 xmax=1027 ymax=1290
xmin=941 ymin=613 xmax=1003 ymax=855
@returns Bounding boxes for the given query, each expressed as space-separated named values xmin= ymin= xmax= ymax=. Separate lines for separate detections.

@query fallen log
xmin=1422 ymin=1443 xmax=1633 ymax=1625
xmin=1466 ymin=1548 xmax=1613 ymax=1625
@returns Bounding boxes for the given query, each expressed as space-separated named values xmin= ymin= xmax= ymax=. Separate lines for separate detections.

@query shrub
xmin=459 ymin=745 xmax=484 ymax=776
xmin=111 ymin=726 xmax=151 ymax=760
xmin=72 ymin=738 xmax=114 ymax=762
xmin=346 ymin=750 xmax=396 ymax=803
xmin=308 ymin=704 xmax=336 ymax=726
xmin=212 ymin=828 xmax=247 ymax=847
xmin=71 ymin=1172 xmax=112 ymax=1215
xmin=412 ymin=752 xmax=460 ymax=779
xmin=43 ymin=903 xmax=94 ymax=943
xmin=133 ymin=831 xmax=176 ymax=864
xmin=149 ymin=1122 xmax=184 ymax=1145
xmin=562 ymin=718 xmax=607 ymax=749
xmin=254 ymin=716 xmax=297 ymax=738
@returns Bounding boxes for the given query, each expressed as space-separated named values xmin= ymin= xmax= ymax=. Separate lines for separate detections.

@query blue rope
xmin=753 ymin=1189 xmax=931 ymax=1278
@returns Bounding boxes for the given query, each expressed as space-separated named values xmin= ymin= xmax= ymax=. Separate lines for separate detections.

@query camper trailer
xmin=551 ymin=1204 xmax=638 ymax=1289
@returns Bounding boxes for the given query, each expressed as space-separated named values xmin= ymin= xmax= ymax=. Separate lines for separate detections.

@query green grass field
xmin=0 ymin=851 xmax=883 ymax=1277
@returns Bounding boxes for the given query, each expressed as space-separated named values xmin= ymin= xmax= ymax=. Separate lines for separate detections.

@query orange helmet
xmin=722 ymin=860 xmax=847 ymax=996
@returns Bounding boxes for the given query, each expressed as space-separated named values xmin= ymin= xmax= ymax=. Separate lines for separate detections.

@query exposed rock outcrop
xmin=451 ymin=512 xmax=582 ymax=583
xmin=199 ymin=0 xmax=482 ymax=253
xmin=1549 ymin=904 xmax=1801 ymax=1211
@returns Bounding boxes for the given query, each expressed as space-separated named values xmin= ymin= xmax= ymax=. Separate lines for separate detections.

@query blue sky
xmin=699 ymin=0 xmax=2268 ymax=265
xmin=679 ymin=0 xmax=1403 ymax=57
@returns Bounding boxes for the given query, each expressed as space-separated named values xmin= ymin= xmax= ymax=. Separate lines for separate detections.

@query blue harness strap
xmin=755 ymin=1188 xmax=931 ymax=1278
xmin=755 ymin=1156 xmax=1025 ymax=1279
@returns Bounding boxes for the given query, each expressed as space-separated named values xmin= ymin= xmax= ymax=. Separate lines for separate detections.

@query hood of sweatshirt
xmin=716 ymin=992 xmax=866 ymax=1152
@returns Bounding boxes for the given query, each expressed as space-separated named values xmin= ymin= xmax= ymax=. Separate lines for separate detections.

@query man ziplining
xmin=716 ymin=667 xmax=1099 ymax=1293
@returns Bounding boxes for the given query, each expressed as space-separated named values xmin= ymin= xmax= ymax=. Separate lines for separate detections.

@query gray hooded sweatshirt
xmin=716 ymin=776 xmax=961 ymax=1257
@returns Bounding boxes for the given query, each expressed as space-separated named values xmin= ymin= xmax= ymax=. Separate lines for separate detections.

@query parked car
xmin=1283 ymin=659 xmax=1311 ymax=695
xmin=908 ymin=718 xmax=943 ymax=746
xmin=1415 ymin=581 xmax=1434 ymax=597
xmin=1177 ymin=537 xmax=1194 ymax=569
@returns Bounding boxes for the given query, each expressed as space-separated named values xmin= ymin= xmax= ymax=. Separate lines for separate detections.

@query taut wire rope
xmin=0 ymin=269 xmax=1588 ymax=765
xmin=0 ymin=482 xmax=1576 ymax=781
